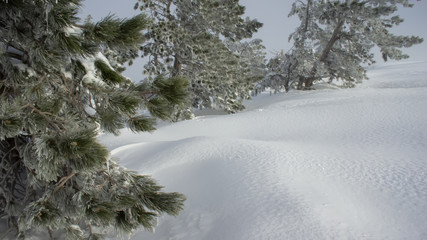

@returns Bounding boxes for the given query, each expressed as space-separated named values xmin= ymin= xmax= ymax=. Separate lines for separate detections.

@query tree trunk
xmin=296 ymin=0 xmax=312 ymax=90
xmin=319 ymin=18 xmax=345 ymax=64
xmin=166 ymin=0 xmax=182 ymax=77
xmin=303 ymin=0 xmax=312 ymax=33
xmin=305 ymin=18 xmax=345 ymax=89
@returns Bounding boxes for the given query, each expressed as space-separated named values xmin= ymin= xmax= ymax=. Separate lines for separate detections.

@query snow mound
xmin=103 ymin=61 xmax=427 ymax=240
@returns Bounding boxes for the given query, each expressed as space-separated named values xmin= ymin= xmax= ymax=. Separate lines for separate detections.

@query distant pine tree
xmin=134 ymin=0 xmax=264 ymax=113
xmin=285 ymin=0 xmax=423 ymax=90
xmin=0 ymin=0 xmax=187 ymax=238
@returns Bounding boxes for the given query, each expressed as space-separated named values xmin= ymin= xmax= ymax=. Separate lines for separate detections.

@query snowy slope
xmin=102 ymin=61 xmax=427 ymax=240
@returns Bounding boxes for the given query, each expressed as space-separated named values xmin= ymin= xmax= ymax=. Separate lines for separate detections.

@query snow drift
xmin=102 ymin=61 xmax=427 ymax=240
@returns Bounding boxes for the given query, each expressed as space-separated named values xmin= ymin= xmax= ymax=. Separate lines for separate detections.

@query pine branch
xmin=53 ymin=171 xmax=76 ymax=194
xmin=20 ymin=103 xmax=64 ymax=133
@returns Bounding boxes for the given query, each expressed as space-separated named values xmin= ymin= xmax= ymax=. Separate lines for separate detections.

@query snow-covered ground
xmin=102 ymin=61 xmax=427 ymax=240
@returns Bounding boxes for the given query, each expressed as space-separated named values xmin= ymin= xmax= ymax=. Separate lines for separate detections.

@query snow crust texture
xmin=103 ymin=61 xmax=427 ymax=240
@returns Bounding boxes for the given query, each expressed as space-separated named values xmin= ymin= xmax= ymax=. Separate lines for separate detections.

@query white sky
xmin=79 ymin=0 xmax=427 ymax=80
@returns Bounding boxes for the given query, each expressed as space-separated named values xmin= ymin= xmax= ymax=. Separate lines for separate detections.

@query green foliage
xmin=83 ymin=14 xmax=148 ymax=51
xmin=0 ymin=0 xmax=187 ymax=238
xmin=132 ymin=75 xmax=191 ymax=120
xmin=97 ymin=110 xmax=125 ymax=136
xmin=34 ymin=128 xmax=109 ymax=181
xmin=25 ymin=198 xmax=63 ymax=228
xmin=94 ymin=60 xmax=126 ymax=85
xmin=127 ymin=115 xmax=157 ymax=133
xmin=0 ymin=103 xmax=23 ymax=140
xmin=153 ymin=76 xmax=189 ymax=105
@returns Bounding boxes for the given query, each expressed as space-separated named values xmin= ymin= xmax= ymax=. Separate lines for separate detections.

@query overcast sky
xmin=79 ymin=0 xmax=427 ymax=81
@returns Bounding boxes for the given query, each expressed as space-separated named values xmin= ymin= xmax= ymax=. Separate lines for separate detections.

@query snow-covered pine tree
xmin=263 ymin=51 xmax=299 ymax=93
xmin=287 ymin=0 xmax=423 ymax=89
xmin=225 ymin=38 xmax=267 ymax=86
xmin=0 ymin=0 xmax=187 ymax=239
xmin=134 ymin=0 xmax=263 ymax=113
xmin=222 ymin=39 xmax=268 ymax=96
xmin=182 ymin=35 xmax=259 ymax=113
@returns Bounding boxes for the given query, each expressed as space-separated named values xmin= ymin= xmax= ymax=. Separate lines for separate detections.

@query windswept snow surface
xmin=102 ymin=61 xmax=427 ymax=240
